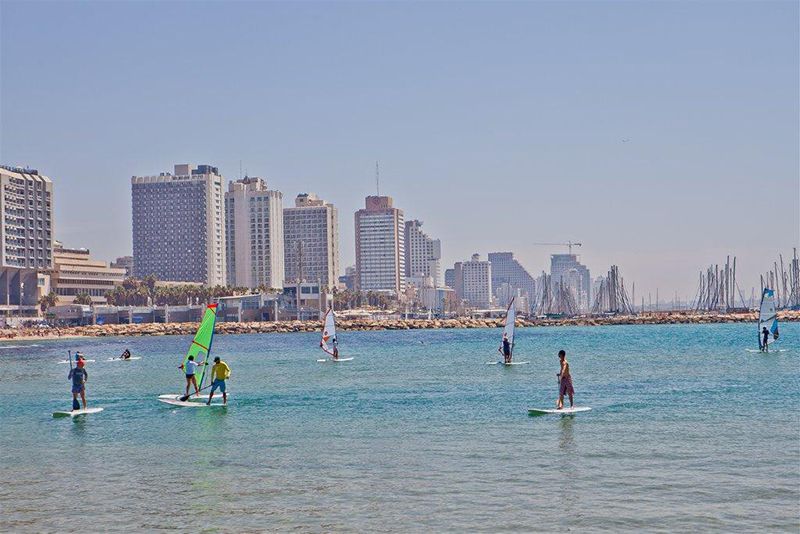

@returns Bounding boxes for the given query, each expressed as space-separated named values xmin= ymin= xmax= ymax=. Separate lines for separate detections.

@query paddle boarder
xmin=68 ymin=357 xmax=88 ymax=410
xmin=207 ymin=356 xmax=230 ymax=405
xmin=556 ymin=350 xmax=574 ymax=410
xmin=179 ymin=355 xmax=205 ymax=397
xmin=501 ymin=333 xmax=512 ymax=364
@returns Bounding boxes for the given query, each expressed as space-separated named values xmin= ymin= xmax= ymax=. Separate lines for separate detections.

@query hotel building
xmin=354 ymin=196 xmax=405 ymax=295
xmin=284 ymin=193 xmax=339 ymax=289
xmin=225 ymin=177 xmax=284 ymax=290
xmin=131 ymin=164 xmax=226 ymax=286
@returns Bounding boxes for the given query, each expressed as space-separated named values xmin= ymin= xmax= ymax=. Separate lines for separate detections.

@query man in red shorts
xmin=556 ymin=350 xmax=574 ymax=410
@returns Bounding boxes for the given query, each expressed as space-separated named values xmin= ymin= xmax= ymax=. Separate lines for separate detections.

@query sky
xmin=1 ymin=1 xmax=798 ymax=303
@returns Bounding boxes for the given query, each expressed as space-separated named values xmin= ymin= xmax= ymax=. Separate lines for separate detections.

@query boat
xmin=758 ymin=288 xmax=779 ymax=350
xmin=318 ymin=306 xmax=351 ymax=362
xmin=158 ymin=303 xmax=219 ymax=406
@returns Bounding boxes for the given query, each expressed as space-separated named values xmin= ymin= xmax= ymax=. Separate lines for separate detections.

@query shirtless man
xmin=556 ymin=350 xmax=574 ymax=410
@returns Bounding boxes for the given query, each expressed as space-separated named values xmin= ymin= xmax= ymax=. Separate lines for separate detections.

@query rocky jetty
xmin=1 ymin=310 xmax=798 ymax=341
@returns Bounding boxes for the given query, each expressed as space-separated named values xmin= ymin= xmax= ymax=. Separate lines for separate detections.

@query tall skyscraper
xmin=404 ymin=219 xmax=441 ymax=286
xmin=0 ymin=166 xmax=54 ymax=270
xmin=225 ymin=177 xmax=284 ymax=290
xmin=453 ymin=254 xmax=493 ymax=308
xmin=284 ymin=193 xmax=339 ymax=289
xmin=488 ymin=252 xmax=536 ymax=308
xmin=132 ymin=164 xmax=226 ymax=285
xmin=354 ymin=196 xmax=405 ymax=294
xmin=0 ymin=165 xmax=54 ymax=311
xmin=550 ymin=254 xmax=591 ymax=312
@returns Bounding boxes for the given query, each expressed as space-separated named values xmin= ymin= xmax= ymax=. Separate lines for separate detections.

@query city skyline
xmin=1 ymin=1 xmax=798 ymax=300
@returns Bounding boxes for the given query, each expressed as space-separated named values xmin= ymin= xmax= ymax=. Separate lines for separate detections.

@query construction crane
xmin=532 ymin=241 xmax=583 ymax=254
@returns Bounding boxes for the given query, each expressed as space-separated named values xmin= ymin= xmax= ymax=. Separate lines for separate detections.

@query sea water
xmin=0 ymin=322 xmax=797 ymax=532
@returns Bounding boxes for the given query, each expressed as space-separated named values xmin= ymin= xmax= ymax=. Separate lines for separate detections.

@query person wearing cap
xmin=556 ymin=349 xmax=574 ymax=410
xmin=68 ymin=357 xmax=89 ymax=410
xmin=207 ymin=356 xmax=231 ymax=405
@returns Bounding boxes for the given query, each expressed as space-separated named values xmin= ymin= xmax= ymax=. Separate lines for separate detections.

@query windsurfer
xmin=179 ymin=355 xmax=204 ymax=397
xmin=332 ymin=341 xmax=339 ymax=360
xmin=761 ymin=326 xmax=769 ymax=352
xmin=556 ymin=350 xmax=574 ymax=410
xmin=207 ymin=356 xmax=230 ymax=405
xmin=501 ymin=333 xmax=512 ymax=364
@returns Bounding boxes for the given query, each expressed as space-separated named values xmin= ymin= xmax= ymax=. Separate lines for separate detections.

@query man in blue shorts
xmin=68 ymin=357 xmax=89 ymax=410
xmin=207 ymin=356 xmax=231 ymax=405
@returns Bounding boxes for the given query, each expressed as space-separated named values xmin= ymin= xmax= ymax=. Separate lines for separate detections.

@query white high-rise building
xmin=225 ymin=177 xmax=284 ymax=290
xmin=132 ymin=164 xmax=226 ymax=286
xmin=0 ymin=166 xmax=54 ymax=270
xmin=0 ymin=165 xmax=54 ymax=313
xmin=404 ymin=219 xmax=441 ymax=286
xmin=354 ymin=196 xmax=405 ymax=294
xmin=453 ymin=253 xmax=493 ymax=308
xmin=284 ymin=193 xmax=339 ymax=289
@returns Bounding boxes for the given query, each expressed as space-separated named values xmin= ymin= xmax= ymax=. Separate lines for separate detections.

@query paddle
xmin=68 ymin=350 xmax=80 ymax=410
xmin=179 ymin=383 xmax=213 ymax=402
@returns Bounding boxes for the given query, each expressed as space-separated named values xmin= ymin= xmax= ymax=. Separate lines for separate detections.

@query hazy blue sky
xmin=2 ymin=1 xmax=797 ymax=301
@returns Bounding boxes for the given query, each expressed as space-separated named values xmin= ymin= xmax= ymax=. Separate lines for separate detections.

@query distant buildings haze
xmin=550 ymin=253 xmax=591 ymax=312
xmin=453 ymin=254 xmax=493 ymax=308
xmin=404 ymin=219 xmax=441 ymax=287
xmin=488 ymin=252 xmax=536 ymax=310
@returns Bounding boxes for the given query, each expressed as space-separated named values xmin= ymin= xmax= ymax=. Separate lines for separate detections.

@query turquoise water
xmin=1 ymin=323 xmax=798 ymax=532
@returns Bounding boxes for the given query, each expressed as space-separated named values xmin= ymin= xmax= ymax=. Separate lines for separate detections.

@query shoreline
xmin=1 ymin=310 xmax=797 ymax=342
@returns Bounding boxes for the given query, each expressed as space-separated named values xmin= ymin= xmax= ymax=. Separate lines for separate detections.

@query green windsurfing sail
xmin=181 ymin=303 xmax=218 ymax=390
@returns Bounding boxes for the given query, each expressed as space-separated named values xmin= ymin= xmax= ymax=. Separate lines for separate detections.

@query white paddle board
xmin=53 ymin=407 xmax=104 ymax=418
xmin=485 ymin=361 xmax=530 ymax=365
xmin=157 ymin=394 xmax=227 ymax=407
xmin=107 ymin=356 xmax=142 ymax=361
xmin=528 ymin=406 xmax=591 ymax=415
xmin=317 ymin=357 xmax=354 ymax=363
xmin=58 ymin=359 xmax=96 ymax=364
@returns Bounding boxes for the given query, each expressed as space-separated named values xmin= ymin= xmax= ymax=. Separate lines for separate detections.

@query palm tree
xmin=74 ymin=293 xmax=93 ymax=306
xmin=39 ymin=291 xmax=58 ymax=313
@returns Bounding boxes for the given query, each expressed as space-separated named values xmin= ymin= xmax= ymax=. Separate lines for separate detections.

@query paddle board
xmin=107 ymin=356 xmax=142 ymax=361
xmin=58 ymin=359 xmax=96 ymax=364
xmin=157 ymin=395 xmax=227 ymax=407
xmin=528 ymin=406 xmax=591 ymax=415
xmin=485 ymin=361 xmax=530 ymax=365
xmin=157 ymin=393 xmax=213 ymax=400
xmin=317 ymin=357 xmax=354 ymax=363
xmin=53 ymin=407 xmax=104 ymax=418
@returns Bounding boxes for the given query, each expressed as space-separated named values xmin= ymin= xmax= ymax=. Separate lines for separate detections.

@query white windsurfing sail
xmin=320 ymin=307 xmax=338 ymax=356
xmin=758 ymin=288 xmax=779 ymax=348
xmin=499 ymin=297 xmax=516 ymax=358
